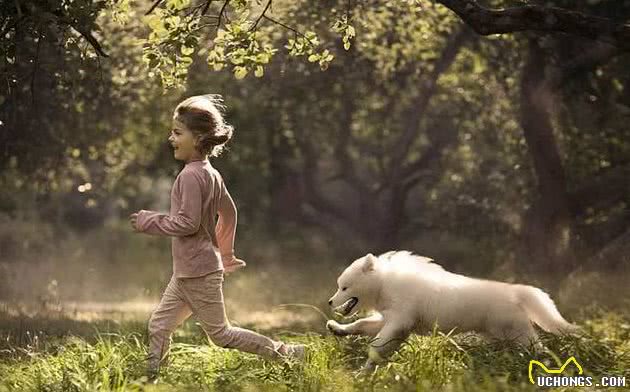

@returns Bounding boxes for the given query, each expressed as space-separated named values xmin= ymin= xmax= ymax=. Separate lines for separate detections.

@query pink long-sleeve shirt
xmin=136 ymin=159 xmax=237 ymax=278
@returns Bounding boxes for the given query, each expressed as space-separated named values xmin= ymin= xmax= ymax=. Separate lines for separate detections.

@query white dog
xmin=326 ymin=251 xmax=578 ymax=370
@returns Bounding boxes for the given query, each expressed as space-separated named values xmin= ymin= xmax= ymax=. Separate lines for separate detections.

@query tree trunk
xmin=267 ymin=106 xmax=303 ymax=234
xmin=519 ymin=38 xmax=574 ymax=274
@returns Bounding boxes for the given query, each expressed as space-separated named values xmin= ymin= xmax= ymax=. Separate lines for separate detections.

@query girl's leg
xmin=147 ymin=275 xmax=193 ymax=375
xmin=179 ymin=271 xmax=285 ymax=360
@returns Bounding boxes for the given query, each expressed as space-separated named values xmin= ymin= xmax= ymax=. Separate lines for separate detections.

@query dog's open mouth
xmin=334 ymin=297 xmax=358 ymax=316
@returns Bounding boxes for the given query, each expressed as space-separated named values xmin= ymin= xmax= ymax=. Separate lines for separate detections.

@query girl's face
xmin=168 ymin=119 xmax=203 ymax=162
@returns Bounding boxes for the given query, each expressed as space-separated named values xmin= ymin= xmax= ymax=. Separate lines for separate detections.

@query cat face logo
xmin=528 ymin=356 xmax=583 ymax=384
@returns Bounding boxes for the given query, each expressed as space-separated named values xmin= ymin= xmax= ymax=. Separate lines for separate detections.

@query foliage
xmin=1 ymin=0 xmax=629 ymax=272
xmin=0 ymin=310 xmax=629 ymax=391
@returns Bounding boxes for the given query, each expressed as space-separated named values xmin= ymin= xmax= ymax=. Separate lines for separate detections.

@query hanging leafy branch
xmin=6 ymin=0 xmax=628 ymax=89
xmin=141 ymin=0 xmax=347 ymax=87
xmin=137 ymin=0 xmax=630 ymax=88
xmin=6 ymin=0 xmax=630 ymax=79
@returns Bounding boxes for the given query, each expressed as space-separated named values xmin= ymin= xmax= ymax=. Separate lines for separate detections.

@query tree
xmin=3 ymin=0 xmax=630 ymax=272
xmin=0 ymin=0 xmax=177 ymax=230
xmin=178 ymin=2 xmax=531 ymax=261
xmin=127 ymin=0 xmax=630 ymax=89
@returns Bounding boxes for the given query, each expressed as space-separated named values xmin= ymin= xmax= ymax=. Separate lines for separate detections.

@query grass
xmin=1 ymin=308 xmax=629 ymax=392
xmin=2 ymin=223 xmax=630 ymax=390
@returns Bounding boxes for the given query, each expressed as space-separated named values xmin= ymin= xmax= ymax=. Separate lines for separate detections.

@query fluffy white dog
xmin=326 ymin=251 xmax=578 ymax=370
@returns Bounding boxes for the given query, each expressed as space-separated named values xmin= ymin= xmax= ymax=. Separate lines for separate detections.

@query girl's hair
xmin=173 ymin=94 xmax=234 ymax=157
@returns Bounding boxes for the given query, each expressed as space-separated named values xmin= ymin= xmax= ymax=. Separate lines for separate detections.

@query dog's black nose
xmin=328 ymin=300 xmax=332 ymax=306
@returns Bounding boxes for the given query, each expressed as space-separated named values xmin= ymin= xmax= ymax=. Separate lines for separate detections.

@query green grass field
xmin=2 ymin=228 xmax=629 ymax=391
xmin=1 ymin=306 xmax=629 ymax=392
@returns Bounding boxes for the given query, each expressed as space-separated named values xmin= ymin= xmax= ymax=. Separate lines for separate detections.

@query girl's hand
xmin=129 ymin=212 xmax=139 ymax=231
xmin=223 ymin=258 xmax=246 ymax=275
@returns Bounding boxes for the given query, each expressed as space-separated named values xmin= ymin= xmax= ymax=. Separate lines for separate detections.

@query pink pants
xmin=147 ymin=270 xmax=284 ymax=373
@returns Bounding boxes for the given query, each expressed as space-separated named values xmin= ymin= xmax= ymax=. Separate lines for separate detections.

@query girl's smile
xmin=168 ymin=119 xmax=203 ymax=162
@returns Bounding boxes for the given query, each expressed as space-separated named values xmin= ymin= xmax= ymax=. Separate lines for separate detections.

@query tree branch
xmin=436 ymin=0 xmax=630 ymax=51
xmin=47 ymin=8 xmax=109 ymax=57
xmin=588 ymin=224 xmax=630 ymax=270
xmin=145 ymin=0 xmax=164 ymax=16
xmin=218 ymin=0 xmax=230 ymax=29
xmin=249 ymin=0 xmax=272 ymax=32
xmin=71 ymin=26 xmax=109 ymax=57
xmin=569 ymin=163 xmax=630 ymax=216
xmin=30 ymin=32 xmax=41 ymax=105
xmin=402 ymin=127 xmax=456 ymax=191
xmin=298 ymin=139 xmax=359 ymax=230
xmin=389 ymin=25 xmax=470 ymax=180
xmin=546 ymin=41 xmax=619 ymax=89
xmin=262 ymin=15 xmax=316 ymax=47
xmin=334 ymin=54 xmax=372 ymax=196
xmin=201 ymin=0 xmax=214 ymax=16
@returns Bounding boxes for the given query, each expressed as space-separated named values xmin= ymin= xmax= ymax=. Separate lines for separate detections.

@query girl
xmin=129 ymin=95 xmax=305 ymax=381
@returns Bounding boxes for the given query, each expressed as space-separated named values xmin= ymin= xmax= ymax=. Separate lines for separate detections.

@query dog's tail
xmin=516 ymin=285 xmax=580 ymax=335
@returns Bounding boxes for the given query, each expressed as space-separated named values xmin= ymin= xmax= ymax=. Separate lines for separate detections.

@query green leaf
xmin=144 ymin=14 xmax=165 ymax=33
xmin=254 ymin=65 xmax=264 ymax=77
xmin=234 ymin=66 xmax=248 ymax=79
xmin=166 ymin=0 xmax=190 ymax=11
xmin=180 ymin=46 xmax=195 ymax=56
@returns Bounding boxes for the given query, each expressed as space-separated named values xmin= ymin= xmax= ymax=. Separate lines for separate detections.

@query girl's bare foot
xmin=279 ymin=343 xmax=307 ymax=362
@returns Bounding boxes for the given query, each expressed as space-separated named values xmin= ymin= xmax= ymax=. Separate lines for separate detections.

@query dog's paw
xmin=326 ymin=320 xmax=349 ymax=336
xmin=358 ymin=359 xmax=377 ymax=375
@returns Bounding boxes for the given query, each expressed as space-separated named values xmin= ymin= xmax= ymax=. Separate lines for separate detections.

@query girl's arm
xmin=135 ymin=172 xmax=202 ymax=236
xmin=216 ymin=184 xmax=237 ymax=262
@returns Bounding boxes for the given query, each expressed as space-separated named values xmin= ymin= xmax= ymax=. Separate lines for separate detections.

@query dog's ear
xmin=362 ymin=253 xmax=376 ymax=273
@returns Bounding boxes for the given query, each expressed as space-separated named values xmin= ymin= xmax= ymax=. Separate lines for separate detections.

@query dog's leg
xmin=363 ymin=319 xmax=411 ymax=372
xmin=486 ymin=320 xmax=543 ymax=351
xmin=513 ymin=325 xmax=543 ymax=351
xmin=327 ymin=313 xmax=384 ymax=337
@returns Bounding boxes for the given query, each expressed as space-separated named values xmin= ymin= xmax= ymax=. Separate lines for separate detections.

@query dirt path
xmin=0 ymin=300 xmax=325 ymax=333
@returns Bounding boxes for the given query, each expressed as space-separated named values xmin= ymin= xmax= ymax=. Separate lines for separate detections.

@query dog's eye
xmin=342 ymin=287 xmax=347 ymax=291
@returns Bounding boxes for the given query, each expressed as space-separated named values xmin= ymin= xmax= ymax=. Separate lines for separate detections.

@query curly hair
xmin=173 ymin=94 xmax=234 ymax=157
